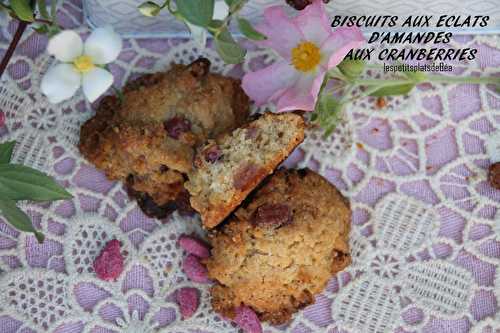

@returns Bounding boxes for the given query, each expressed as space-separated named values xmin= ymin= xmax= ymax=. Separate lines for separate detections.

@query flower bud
xmin=138 ymin=2 xmax=162 ymax=17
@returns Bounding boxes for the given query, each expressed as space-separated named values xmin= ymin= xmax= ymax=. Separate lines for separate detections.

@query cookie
xmin=79 ymin=58 xmax=250 ymax=218
xmin=205 ymin=168 xmax=351 ymax=324
xmin=185 ymin=113 xmax=305 ymax=228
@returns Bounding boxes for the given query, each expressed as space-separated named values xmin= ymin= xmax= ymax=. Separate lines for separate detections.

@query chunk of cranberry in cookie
xmin=252 ymin=203 xmax=293 ymax=227
xmin=164 ymin=117 xmax=191 ymax=139
xmin=233 ymin=163 xmax=264 ymax=191
xmin=203 ymin=144 xmax=223 ymax=163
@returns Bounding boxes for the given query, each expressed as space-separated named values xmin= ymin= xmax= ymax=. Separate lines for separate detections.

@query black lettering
xmin=389 ymin=16 xmax=398 ymax=27
xmin=436 ymin=15 xmax=447 ymax=27
xmin=331 ymin=15 xmax=343 ymax=27
xmin=368 ymin=32 xmax=380 ymax=43
xmin=468 ymin=49 xmax=478 ymax=60
xmin=481 ymin=16 xmax=489 ymax=27
xmin=402 ymin=16 xmax=413 ymax=27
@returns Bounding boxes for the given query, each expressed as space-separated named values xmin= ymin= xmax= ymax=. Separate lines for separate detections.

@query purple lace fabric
xmin=0 ymin=1 xmax=499 ymax=332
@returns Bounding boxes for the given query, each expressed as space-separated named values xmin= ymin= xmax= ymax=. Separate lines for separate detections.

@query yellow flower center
xmin=291 ymin=41 xmax=321 ymax=72
xmin=73 ymin=55 xmax=95 ymax=73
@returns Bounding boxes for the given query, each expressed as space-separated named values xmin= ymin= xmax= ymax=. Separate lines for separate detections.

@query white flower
xmin=186 ymin=0 xmax=229 ymax=48
xmin=486 ymin=131 xmax=500 ymax=163
xmin=41 ymin=26 xmax=122 ymax=104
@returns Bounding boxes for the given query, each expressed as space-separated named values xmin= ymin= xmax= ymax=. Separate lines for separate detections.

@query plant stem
xmin=426 ymin=75 xmax=500 ymax=85
xmin=0 ymin=2 xmax=11 ymax=11
xmin=356 ymin=75 xmax=499 ymax=86
xmin=355 ymin=78 xmax=414 ymax=86
xmin=34 ymin=18 xmax=53 ymax=25
xmin=0 ymin=20 xmax=29 ymax=80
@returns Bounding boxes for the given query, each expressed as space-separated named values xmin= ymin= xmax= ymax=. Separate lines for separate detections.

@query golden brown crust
xmin=186 ymin=113 xmax=305 ymax=229
xmin=78 ymin=58 xmax=250 ymax=218
xmin=205 ymin=169 xmax=352 ymax=324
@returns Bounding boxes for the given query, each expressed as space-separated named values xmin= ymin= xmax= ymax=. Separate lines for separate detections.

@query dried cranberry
xmin=252 ymin=203 xmax=293 ymax=227
xmin=234 ymin=306 xmax=262 ymax=333
xmin=188 ymin=58 xmax=211 ymax=78
xmin=176 ymin=190 xmax=195 ymax=216
xmin=245 ymin=126 xmax=258 ymax=140
xmin=233 ymin=163 xmax=263 ymax=191
xmin=203 ymin=145 xmax=222 ymax=163
xmin=489 ymin=162 xmax=500 ymax=190
xmin=93 ymin=239 xmax=125 ymax=281
xmin=183 ymin=254 xmax=210 ymax=283
xmin=164 ymin=117 xmax=191 ymax=139
xmin=178 ymin=235 xmax=210 ymax=259
xmin=176 ymin=287 xmax=200 ymax=319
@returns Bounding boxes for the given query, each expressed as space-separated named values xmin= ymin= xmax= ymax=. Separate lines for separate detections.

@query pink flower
xmin=93 ymin=239 xmax=125 ymax=281
xmin=242 ymin=0 xmax=365 ymax=112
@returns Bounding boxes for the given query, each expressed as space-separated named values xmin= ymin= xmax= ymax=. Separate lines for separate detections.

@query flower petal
xmin=276 ymin=71 xmax=325 ymax=112
xmin=255 ymin=6 xmax=304 ymax=60
xmin=47 ymin=30 xmax=83 ymax=62
xmin=187 ymin=1 xmax=227 ymax=48
xmin=84 ymin=26 xmax=122 ymax=65
xmin=82 ymin=67 xmax=114 ymax=103
xmin=41 ymin=63 xmax=81 ymax=104
xmin=294 ymin=0 xmax=331 ymax=44
xmin=187 ymin=23 xmax=208 ymax=48
xmin=321 ymin=27 xmax=366 ymax=69
xmin=242 ymin=60 xmax=298 ymax=106
xmin=213 ymin=1 xmax=229 ymax=19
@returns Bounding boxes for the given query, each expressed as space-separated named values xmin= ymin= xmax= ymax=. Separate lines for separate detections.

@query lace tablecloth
xmin=0 ymin=1 xmax=499 ymax=332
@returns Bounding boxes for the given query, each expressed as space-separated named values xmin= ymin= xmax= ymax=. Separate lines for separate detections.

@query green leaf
xmin=0 ymin=141 xmax=15 ymax=164
xmin=0 ymin=1 xmax=10 ymax=12
xmin=208 ymin=19 xmax=224 ymax=30
xmin=0 ymin=164 xmax=72 ymax=201
xmin=138 ymin=1 xmax=162 ymax=17
xmin=34 ymin=23 xmax=60 ymax=37
xmin=237 ymin=17 xmax=266 ymax=41
xmin=214 ymin=28 xmax=246 ymax=64
xmin=224 ymin=0 xmax=246 ymax=10
xmin=37 ymin=0 xmax=50 ymax=19
xmin=369 ymin=83 xmax=415 ymax=97
xmin=176 ymin=0 xmax=214 ymax=27
xmin=403 ymin=70 xmax=427 ymax=83
xmin=338 ymin=59 xmax=364 ymax=81
xmin=33 ymin=24 xmax=49 ymax=34
xmin=50 ymin=0 xmax=57 ymax=20
xmin=314 ymin=93 xmax=344 ymax=137
xmin=0 ymin=200 xmax=44 ymax=243
xmin=10 ymin=0 xmax=34 ymax=22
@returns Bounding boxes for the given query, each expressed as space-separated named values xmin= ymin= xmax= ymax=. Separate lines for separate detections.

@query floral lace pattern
xmin=0 ymin=1 xmax=499 ymax=332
